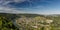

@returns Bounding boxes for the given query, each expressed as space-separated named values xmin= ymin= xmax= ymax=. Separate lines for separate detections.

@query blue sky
xmin=0 ymin=0 xmax=60 ymax=15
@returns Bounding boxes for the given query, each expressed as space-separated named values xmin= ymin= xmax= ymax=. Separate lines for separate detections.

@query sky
xmin=0 ymin=0 xmax=60 ymax=15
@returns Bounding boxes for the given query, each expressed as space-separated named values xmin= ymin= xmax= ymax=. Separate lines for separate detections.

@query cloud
xmin=0 ymin=0 xmax=59 ymax=14
xmin=0 ymin=6 xmax=36 ymax=14
xmin=0 ymin=0 xmax=48 ymax=14
xmin=0 ymin=0 xmax=52 ymax=8
xmin=0 ymin=0 xmax=28 ymax=13
xmin=0 ymin=0 xmax=27 ymax=6
xmin=13 ymin=0 xmax=26 ymax=3
xmin=0 ymin=6 xmax=26 ymax=14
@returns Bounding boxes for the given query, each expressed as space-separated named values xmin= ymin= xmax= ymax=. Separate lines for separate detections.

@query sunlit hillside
xmin=0 ymin=13 xmax=60 ymax=30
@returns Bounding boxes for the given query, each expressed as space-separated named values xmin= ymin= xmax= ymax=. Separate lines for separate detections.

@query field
xmin=0 ymin=13 xmax=60 ymax=30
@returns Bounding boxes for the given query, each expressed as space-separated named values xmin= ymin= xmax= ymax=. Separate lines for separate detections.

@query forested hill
xmin=0 ymin=13 xmax=45 ymax=19
xmin=0 ymin=13 xmax=45 ymax=30
xmin=0 ymin=13 xmax=60 ymax=30
xmin=0 ymin=13 xmax=19 ymax=30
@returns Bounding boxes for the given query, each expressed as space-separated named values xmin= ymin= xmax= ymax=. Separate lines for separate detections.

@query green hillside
xmin=0 ymin=13 xmax=60 ymax=30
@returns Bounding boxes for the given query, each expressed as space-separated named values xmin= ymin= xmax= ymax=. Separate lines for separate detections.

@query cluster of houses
xmin=16 ymin=16 xmax=53 ymax=30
